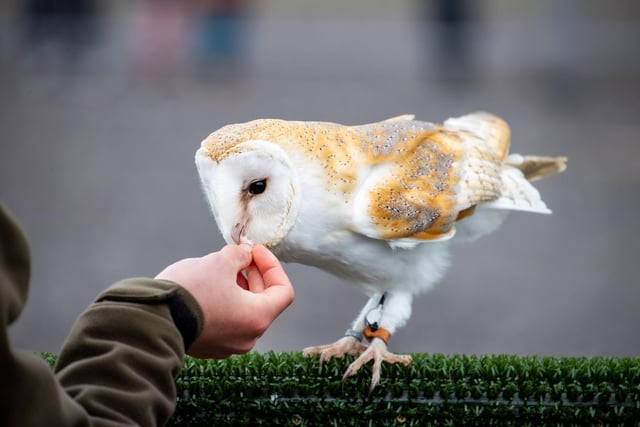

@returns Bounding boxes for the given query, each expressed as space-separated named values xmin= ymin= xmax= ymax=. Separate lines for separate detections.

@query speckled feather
xmin=199 ymin=112 xmax=517 ymax=242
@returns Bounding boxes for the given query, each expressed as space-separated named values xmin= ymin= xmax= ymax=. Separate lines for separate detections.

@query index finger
xmin=250 ymin=245 xmax=295 ymax=314
xmin=245 ymin=262 xmax=265 ymax=293
xmin=251 ymin=245 xmax=292 ymax=289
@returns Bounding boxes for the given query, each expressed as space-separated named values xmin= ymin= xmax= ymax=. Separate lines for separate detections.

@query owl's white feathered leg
xmin=341 ymin=291 xmax=413 ymax=394
xmin=304 ymin=292 xmax=414 ymax=394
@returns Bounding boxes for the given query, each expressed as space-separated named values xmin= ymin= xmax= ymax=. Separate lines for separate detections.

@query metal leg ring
xmin=344 ymin=329 xmax=364 ymax=342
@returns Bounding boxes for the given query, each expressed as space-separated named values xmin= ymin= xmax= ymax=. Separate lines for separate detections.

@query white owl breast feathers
xmin=195 ymin=112 xmax=567 ymax=251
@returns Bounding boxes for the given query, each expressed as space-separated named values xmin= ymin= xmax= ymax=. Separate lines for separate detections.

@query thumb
xmin=216 ymin=243 xmax=254 ymax=272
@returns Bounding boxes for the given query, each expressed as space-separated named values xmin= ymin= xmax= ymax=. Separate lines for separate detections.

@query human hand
xmin=155 ymin=244 xmax=294 ymax=358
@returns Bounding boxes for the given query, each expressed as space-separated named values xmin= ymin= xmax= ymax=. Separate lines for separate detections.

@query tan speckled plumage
xmin=198 ymin=112 xmax=550 ymax=242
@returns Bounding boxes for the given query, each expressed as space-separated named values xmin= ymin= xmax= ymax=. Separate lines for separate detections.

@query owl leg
xmin=302 ymin=295 xmax=382 ymax=363
xmin=341 ymin=292 xmax=413 ymax=395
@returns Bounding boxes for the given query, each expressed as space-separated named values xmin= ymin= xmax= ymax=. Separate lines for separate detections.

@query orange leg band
xmin=363 ymin=326 xmax=391 ymax=344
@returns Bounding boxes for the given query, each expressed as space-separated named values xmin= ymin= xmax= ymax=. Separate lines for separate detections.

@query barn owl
xmin=195 ymin=112 xmax=566 ymax=393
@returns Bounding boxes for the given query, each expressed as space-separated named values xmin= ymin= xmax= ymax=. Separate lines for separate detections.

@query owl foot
xmin=341 ymin=338 xmax=412 ymax=395
xmin=302 ymin=336 xmax=367 ymax=365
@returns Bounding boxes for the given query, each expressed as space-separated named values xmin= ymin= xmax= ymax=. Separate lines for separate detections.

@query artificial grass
xmin=43 ymin=351 xmax=640 ymax=426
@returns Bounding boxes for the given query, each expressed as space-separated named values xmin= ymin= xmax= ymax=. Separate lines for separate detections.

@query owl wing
xmin=350 ymin=112 xmax=510 ymax=244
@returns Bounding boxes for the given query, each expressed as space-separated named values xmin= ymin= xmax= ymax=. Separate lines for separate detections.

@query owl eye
xmin=248 ymin=179 xmax=267 ymax=195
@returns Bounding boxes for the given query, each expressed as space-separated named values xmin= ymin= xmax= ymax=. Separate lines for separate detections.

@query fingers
xmin=250 ymin=245 xmax=295 ymax=314
xmin=219 ymin=244 xmax=294 ymax=313
xmin=236 ymin=271 xmax=249 ymax=290
xmin=221 ymin=243 xmax=265 ymax=292
xmin=185 ymin=244 xmax=294 ymax=359
xmin=251 ymin=245 xmax=292 ymax=289
xmin=245 ymin=261 xmax=265 ymax=293
xmin=216 ymin=243 xmax=253 ymax=272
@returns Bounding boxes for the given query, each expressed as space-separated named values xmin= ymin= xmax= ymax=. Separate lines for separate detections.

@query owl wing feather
xmin=350 ymin=112 xmax=511 ymax=243
xmin=199 ymin=113 xmax=562 ymax=246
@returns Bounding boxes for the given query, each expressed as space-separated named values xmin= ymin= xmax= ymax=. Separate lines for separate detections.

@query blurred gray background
xmin=1 ymin=0 xmax=639 ymax=357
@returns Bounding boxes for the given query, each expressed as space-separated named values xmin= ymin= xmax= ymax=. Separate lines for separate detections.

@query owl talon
xmin=341 ymin=338 xmax=412 ymax=394
xmin=303 ymin=336 xmax=367 ymax=365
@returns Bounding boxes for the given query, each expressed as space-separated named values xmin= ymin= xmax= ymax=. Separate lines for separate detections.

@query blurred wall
xmin=1 ymin=0 xmax=639 ymax=357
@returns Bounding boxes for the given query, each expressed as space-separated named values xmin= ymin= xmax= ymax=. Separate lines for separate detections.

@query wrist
xmin=97 ymin=278 xmax=205 ymax=352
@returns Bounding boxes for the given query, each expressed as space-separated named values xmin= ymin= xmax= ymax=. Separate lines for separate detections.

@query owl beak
xmin=231 ymin=221 xmax=246 ymax=245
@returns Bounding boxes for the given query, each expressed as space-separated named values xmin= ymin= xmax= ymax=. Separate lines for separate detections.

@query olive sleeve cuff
xmin=96 ymin=278 xmax=205 ymax=351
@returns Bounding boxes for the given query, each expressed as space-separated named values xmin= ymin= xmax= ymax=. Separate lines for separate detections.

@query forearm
xmin=1 ymin=278 xmax=203 ymax=427
xmin=53 ymin=278 xmax=203 ymax=426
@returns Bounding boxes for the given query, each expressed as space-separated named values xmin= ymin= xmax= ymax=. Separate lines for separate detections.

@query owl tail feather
xmin=505 ymin=154 xmax=568 ymax=182
xmin=482 ymin=154 xmax=567 ymax=215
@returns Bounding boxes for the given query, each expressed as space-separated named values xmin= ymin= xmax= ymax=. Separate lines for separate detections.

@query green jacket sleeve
xmin=0 ymin=204 xmax=204 ymax=427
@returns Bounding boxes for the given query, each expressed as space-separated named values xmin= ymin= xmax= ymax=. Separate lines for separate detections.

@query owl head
xmin=195 ymin=138 xmax=301 ymax=248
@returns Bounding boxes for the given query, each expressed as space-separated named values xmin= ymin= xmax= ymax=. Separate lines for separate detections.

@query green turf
xmin=43 ymin=351 xmax=640 ymax=426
